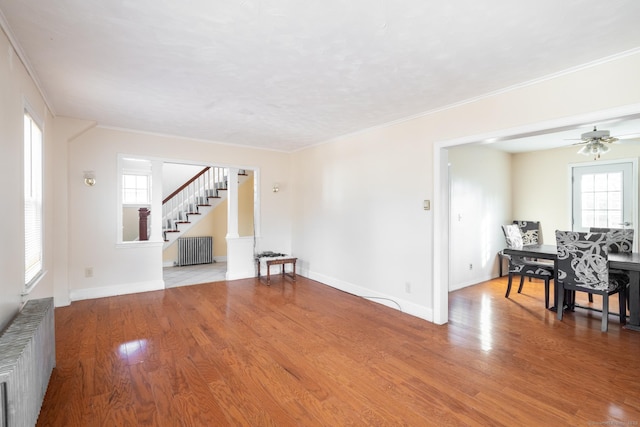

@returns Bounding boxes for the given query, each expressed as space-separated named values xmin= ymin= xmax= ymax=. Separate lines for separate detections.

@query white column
xmin=151 ymin=160 xmax=164 ymax=242
xmin=226 ymin=167 xmax=239 ymax=238
xmin=226 ymin=167 xmax=254 ymax=280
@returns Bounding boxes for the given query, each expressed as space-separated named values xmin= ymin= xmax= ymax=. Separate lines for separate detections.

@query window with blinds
xmin=24 ymin=111 xmax=43 ymax=289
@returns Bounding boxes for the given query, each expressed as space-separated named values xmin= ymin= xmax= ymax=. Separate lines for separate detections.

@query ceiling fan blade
xmin=616 ymin=132 xmax=640 ymax=140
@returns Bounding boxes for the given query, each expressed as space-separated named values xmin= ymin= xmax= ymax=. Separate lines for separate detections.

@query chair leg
xmin=505 ymin=274 xmax=514 ymax=298
xmin=544 ymin=279 xmax=550 ymax=309
xmin=517 ymin=276 xmax=525 ymax=293
xmin=601 ymin=295 xmax=609 ymax=332
xmin=568 ymin=291 xmax=576 ymax=311
xmin=557 ymin=285 xmax=565 ymax=320
xmin=619 ymin=290 xmax=627 ymax=325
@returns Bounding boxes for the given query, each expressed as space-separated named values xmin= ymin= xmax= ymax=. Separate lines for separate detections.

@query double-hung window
xmin=24 ymin=111 xmax=43 ymax=289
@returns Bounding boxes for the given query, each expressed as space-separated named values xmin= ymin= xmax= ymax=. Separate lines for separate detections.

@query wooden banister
xmin=163 ymin=167 xmax=210 ymax=204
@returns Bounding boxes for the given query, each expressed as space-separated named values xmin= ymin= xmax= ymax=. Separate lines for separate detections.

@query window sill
xmin=22 ymin=269 xmax=47 ymax=297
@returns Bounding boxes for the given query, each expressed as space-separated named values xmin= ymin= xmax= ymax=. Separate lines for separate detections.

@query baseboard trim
xmin=225 ymin=270 xmax=255 ymax=281
xmin=302 ymin=269 xmax=433 ymax=323
xmin=69 ymin=280 xmax=165 ymax=302
xmin=449 ymin=274 xmax=494 ymax=292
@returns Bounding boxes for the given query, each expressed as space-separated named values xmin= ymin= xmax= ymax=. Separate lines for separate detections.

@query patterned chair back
xmin=502 ymin=224 xmax=523 ymax=249
xmin=514 ymin=221 xmax=540 ymax=245
xmin=589 ymin=227 xmax=634 ymax=253
xmin=556 ymin=230 xmax=609 ymax=290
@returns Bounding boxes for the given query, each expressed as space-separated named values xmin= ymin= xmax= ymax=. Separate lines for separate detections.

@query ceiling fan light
xmin=577 ymin=141 xmax=609 ymax=158
xmin=577 ymin=145 xmax=591 ymax=156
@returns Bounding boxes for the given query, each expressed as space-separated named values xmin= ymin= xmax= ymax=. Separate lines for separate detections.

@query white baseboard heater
xmin=177 ymin=236 xmax=213 ymax=266
xmin=0 ymin=297 xmax=56 ymax=427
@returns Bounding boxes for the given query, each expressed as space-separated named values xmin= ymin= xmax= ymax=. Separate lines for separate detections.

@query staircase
xmin=162 ymin=167 xmax=247 ymax=248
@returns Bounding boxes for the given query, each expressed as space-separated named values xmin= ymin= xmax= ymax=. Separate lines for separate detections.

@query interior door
xmin=571 ymin=161 xmax=636 ymax=237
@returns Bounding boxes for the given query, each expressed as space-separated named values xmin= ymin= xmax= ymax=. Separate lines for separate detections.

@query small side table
xmin=257 ymin=257 xmax=297 ymax=284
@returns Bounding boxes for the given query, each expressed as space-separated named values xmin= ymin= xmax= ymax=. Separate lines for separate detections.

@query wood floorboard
xmin=36 ymin=275 xmax=640 ymax=426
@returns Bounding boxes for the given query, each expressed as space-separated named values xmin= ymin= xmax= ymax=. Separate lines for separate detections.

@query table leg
xmin=257 ymin=260 xmax=261 ymax=278
xmin=267 ymin=264 xmax=271 ymax=284
xmin=624 ymin=270 xmax=640 ymax=331
xmin=292 ymin=260 xmax=296 ymax=281
xmin=550 ymin=259 xmax=560 ymax=312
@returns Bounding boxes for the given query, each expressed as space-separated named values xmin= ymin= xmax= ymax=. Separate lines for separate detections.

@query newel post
xmin=138 ymin=208 xmax=151 ymax=241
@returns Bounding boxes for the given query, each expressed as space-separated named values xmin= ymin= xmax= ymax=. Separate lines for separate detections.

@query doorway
xmin=433 ymin=106 xmax=640 ymax=325
xmin=571 ymin=160 xmax=636 ymax=232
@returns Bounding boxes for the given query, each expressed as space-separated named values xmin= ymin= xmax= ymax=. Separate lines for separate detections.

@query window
xmin=580 ymin=172 xmax=623 ymax=228
xmin=119 ymin=157 xmax=153 ymax=243
xmin=24 ymin=111 xmax=43 ymax=288
xmin=572 ymin=161 xmax=635 ymax=232
xmin=122 ymin=174 xmax=150 ymax=205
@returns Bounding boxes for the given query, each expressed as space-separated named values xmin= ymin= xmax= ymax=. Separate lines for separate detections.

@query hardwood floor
xmin=37 ymin=275 xmax=640 ymax=426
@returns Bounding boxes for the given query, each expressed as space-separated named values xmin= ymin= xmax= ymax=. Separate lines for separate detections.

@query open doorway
xmin=161 ymin=162 xmax=256 ymax=288
xmin=433 ymin=105 xmax=640 ymax=325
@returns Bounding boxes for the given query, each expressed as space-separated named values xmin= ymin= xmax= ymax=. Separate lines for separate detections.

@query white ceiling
xmin=1 ymin=1 xmax=640 ymax=152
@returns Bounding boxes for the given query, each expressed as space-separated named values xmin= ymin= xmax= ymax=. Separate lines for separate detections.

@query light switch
xmin=423 ymin=200 xmax=431 ymax=210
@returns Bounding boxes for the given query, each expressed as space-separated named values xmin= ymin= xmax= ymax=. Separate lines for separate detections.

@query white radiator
xmin=177 ymin=236 xmax=213 ymax=266
xmin=0 ymin=298 xmax=55 ymax=427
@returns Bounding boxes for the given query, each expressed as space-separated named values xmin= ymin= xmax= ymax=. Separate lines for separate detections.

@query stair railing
xmin=162 ymin=166 xmax=228 ymax=240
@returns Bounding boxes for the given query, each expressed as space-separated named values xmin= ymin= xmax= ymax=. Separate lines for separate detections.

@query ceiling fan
xmin=570 ymin=126 xmax=618 ymax=160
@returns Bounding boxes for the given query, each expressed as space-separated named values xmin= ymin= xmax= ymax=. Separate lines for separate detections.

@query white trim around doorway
xmin=432 ymin=103 xmax=640 ymax=325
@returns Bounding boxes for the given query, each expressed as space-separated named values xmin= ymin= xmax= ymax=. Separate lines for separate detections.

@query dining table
xmin=503 ymin=244 xmax=640 ymax=331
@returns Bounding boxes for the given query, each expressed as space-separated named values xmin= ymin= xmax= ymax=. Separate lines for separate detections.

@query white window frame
xmin=24 ymin=108 xmax=44 ymax=292
xmin=116 ymin=155 xmax=163 ymax=246
xmin=569 ymin=158 xmax=638 ymax=251
xmin=122 ymin=172 xmax=151 ymax=206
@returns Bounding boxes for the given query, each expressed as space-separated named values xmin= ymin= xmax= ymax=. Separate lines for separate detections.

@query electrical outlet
xmin=469 ymin=264 xmax=473 ymax=270
xmin=405 ymin=282 xmax=411 ymax=293
xmin=85 ymin=267 xmax=93 ymax=278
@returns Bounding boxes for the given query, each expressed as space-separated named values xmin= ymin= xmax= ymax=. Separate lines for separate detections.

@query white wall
xmin=448 ymin=145 xmax=511 ymax=290
xmin=0 ymin=29 xmax=55 ymax=330
xmin=162 ymin=163 xmax=204 ymax=198
xmin=291 ymin=125 xmax=433 ymax=318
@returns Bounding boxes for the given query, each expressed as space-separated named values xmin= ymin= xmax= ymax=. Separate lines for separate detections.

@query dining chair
xmin=514 ymin=220 xmax=541 ymax=244
xmin=587 ymin=227 xmax=634 ymax=304
xmin=498 ymin=220 xmax=542 ymax=277
xmin=555 ymin=230 xmax=627 ymax=332
xmin=501 ymin=224 xmax=553 ymax=308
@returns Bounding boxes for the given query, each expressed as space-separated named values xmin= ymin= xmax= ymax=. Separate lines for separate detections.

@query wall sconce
xmin=83 ymin=171 xmax=96 ymax=187
xmin=272 ymin=183 xmax=279 ymax=193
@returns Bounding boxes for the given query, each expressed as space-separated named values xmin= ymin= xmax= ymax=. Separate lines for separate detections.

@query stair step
xmin=197 ymin=204 xmax=211 ymax=207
